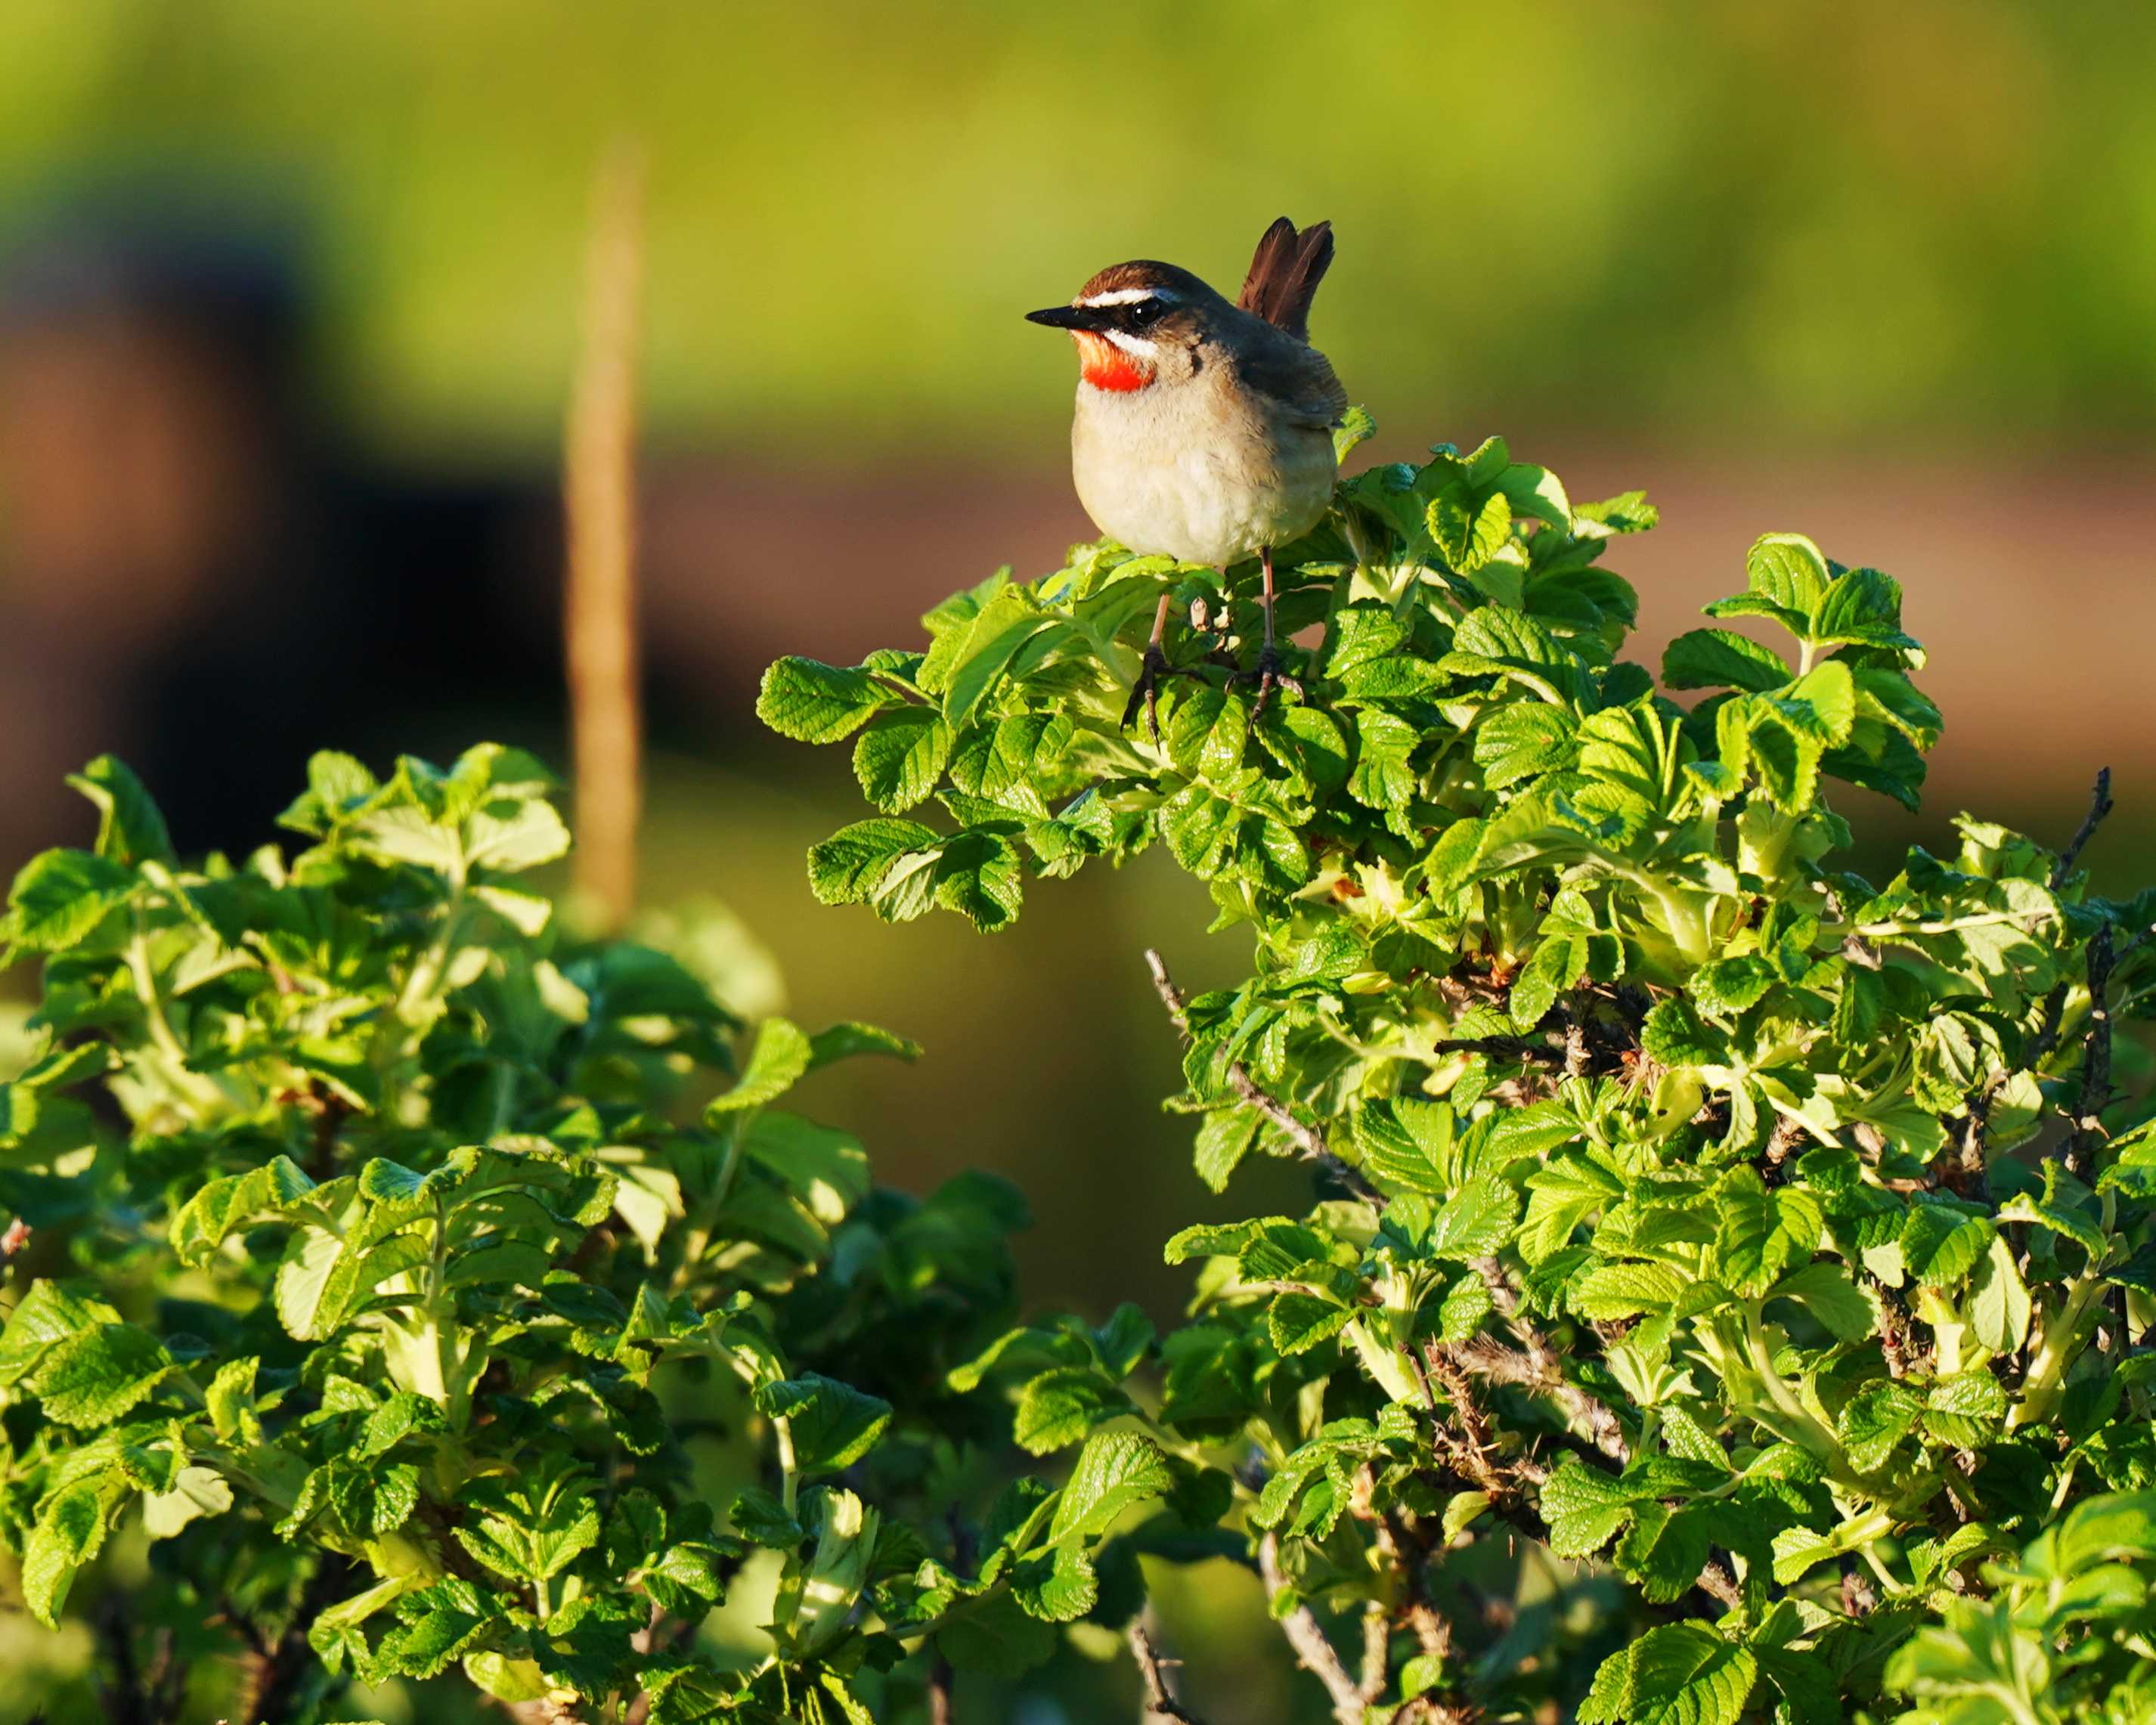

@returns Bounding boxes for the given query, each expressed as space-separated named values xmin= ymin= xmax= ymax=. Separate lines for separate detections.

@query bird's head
xmin=1024 ymin=259 xmax=1222 ymax=394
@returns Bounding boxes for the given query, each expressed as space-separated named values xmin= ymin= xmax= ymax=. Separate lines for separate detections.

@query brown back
xmin=1236 ymin=218 xmax=1334 ymax=342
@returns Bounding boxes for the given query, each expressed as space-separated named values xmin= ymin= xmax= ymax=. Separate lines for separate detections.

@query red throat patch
xmin=1073 ymin=331 xmax=1154 ymax=393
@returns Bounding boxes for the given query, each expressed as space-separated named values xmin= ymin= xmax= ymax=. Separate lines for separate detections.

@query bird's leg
xmin=1121 ymin=589 xmax=1192 ymax=742
xmin=1232 ymin=547 xmax=1303 ymax=708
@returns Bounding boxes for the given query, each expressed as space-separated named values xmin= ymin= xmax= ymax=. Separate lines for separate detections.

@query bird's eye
xmin=1128 ymin=299 xmax=1163 ymax=326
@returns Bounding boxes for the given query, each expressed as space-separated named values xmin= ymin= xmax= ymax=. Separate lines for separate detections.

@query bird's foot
xmin=1230 ymin=645 xmax=1304 ymax=711
xmin=1121 ymin=645 xmax=1194 ymax=742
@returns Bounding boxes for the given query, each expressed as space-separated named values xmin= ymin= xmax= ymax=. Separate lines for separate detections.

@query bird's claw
xmin=1121 ymin=645 xmax=1189 ymax=742
xmin=1231 ymin=646 xmax=1304 ymax=711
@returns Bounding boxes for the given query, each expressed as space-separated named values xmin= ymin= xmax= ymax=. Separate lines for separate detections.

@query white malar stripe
xmin=1098 ymin=329 xmax=1161 ymax=358
xmin=1076 ymin=286 xmax=1171 ymax=307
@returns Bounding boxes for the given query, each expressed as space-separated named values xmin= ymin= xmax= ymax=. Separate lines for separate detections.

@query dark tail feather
xmin=1236 ymin=217 xmax=1334 ymax=341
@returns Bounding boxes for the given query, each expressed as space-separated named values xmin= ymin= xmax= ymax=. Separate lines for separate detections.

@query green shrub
xmin=0 ymin=746 xmax=1150 ymax=1723
xmin=766 ymin=425 xmax=2156 ymax=1723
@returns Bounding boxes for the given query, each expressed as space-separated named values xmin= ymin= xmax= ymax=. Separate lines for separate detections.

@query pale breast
xmin=1070 ymin=375 xmax=1337 ymax=569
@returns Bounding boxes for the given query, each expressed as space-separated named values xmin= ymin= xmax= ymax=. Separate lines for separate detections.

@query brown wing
xmin=1232 ymin=317 xmax=1349 ymax=432
xmin=1236 ymin=218 xmax=1335 ymax=342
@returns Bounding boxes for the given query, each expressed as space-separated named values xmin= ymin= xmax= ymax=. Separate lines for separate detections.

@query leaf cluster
xmin=770 ymin=430 xmax=2156 ymax=1723
xmin=0 ymin=748 xmax=1134 ymax=1723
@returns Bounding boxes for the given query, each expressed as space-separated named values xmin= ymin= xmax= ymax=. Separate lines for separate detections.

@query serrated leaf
xmin=1268 ymin=1291 xmax=1355 ymax=1357
xmin=1425 ymin=1174 xmax=1520 ymax=1260
xmin=6 ymin=848 xmax=135 ymax=952
xmin=1579 ymin=1624 xmax=1757 ymax=1725
xmin=852 ymin=709 xmax=952 ymax=812
xmin=754 ymin=1373 xmax=893 ymax=1475
xmin=1048 ymin=1431 xmax=1173 ymax=1544
xmin=1013 ymin=1367 xmax=1129 ymax=1454
xmin=757 ymin=657 xmax=891 ymax=743
xmin=1662 ymin=630 xmax=1792 ymax=693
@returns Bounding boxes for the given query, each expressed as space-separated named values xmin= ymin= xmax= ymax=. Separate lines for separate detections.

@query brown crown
xmin=1074 ymin=259 xmax=1216 ymax=302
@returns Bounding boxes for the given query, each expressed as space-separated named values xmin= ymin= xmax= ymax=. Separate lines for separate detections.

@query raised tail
xmin=1236 ymin=217 xmax=1334 ymax=342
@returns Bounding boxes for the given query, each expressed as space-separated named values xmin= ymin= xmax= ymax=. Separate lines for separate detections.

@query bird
xmin=1025 ymin=218 xmax=1347 ymax=734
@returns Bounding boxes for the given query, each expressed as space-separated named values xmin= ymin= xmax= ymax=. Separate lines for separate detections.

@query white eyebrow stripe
xmin=1077 ymin=286 xmax=1171 ymax=307
xmin=1098 ymin=329 xmax=1160 ymax=358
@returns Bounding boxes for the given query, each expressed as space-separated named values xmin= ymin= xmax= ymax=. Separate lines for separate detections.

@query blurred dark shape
xmin=0 ymin=190 xmax=559 ymax=868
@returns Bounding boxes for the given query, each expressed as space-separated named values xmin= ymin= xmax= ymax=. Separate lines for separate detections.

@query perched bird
xmin=1025 ymin=218 xmax=1347 ymax=732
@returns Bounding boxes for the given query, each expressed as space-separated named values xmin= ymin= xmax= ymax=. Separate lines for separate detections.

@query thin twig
xmin=565 ymin=137 xmax=647 ymax=931
xmin=1129 ymin=1618 xmax=1207 ymax=1723
xmin=1259 ymin=1533 xmax=1369 ymax=1725
xmin=928 ymin=1655 xmax=956 ymax=1725
xmin=2049 ymin=768 xmax=2114 ymax=892
xmin=1145 ymin=949 xmax=1379 ymax=1202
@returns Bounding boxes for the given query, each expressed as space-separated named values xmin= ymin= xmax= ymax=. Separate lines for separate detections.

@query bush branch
xmin=1145 ymin=949 xmax=1380 ymax=1203
xmin=1259 ymin=1533 xmax=1370 ymax=1725
xmin=1465 ymin=1257 xmax=1631 ymax=1463
xmin=1129 ymin=1618 xmax=1207 ymax=1724
xmin=2049 ymin=767 xmax=2114 ymax=892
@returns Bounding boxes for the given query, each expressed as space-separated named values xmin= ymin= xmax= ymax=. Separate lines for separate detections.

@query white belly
xmin=1070 ymin=383 xmax=1337 ymax=568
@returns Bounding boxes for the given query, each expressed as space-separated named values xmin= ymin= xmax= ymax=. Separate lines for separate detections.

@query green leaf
xmin=31 ymin=1323 xmax=174 ymax=1426
xmin=1347 ymin=709 xmax=1420 ymax=812
xmin=1662 ymin=629 xmax=1791 ymax=693
xmin=67 ymin=756 xmax=175 ymax=866
xmin=1837 ymin=1379 xmax=1922 ymax=1473
xmin=1012 ymin=1367 xmax=1129 ymax=1454
xmin=754 ymin=1373 xmax=892 ymax=1475
xmin=757 ymin=657 xmax=891 ymax=742
xmin=1430 ymin=484 xmax=1512 ymax=575
xmin=1714 ymin=1168 xmax=1823 ymax=1297
xmin=1539 ymin=1455 xmax=1635 ymax=1558
xmin=1474 ymin=703 xmax=1578 ymax=788
xmin=943 ymin=587 xmax=1051 ymax=729
xmin=707 ymin=1016 xmax=813 ymax=1115
xmin=1331 ymin=404 xmax=1377 ymax=463
xmin=1767 ymin=1262 xmax=1873 ymax=1343
xmin=1968 ymin=1233 xmax=2032 ymax=1354
xmin=1571 ymin=1261 xmax=1684 ymax=1320
xmin=1425 ymin=1174 xmax=1520 ymax=1260
xmin=1047 ymin=1431 xmax=1173 ymax=1544
xmin=1267 ymin=1291 xmax=1355 ymax=1357
xmin=1742 ymin=533 xmax=1830 ymax=624
xmin=6 ymin=848 xmax=134 ymax=952
xmin=806 ymin=818 xmax=942 ymax=907
xmin=22 ymin=1480 xmax=110 ymax=1627
xmin=852 ymin=709 xmax=952 ymax=812
xmin=1579 ymin=1624 xmax=1757 ymax=1725
xmin=936 ymin=1588 xmax=1058 ymax=1677
xmin=1900 ymin=1202 xmax=1995 ymax=1288
xmin=1441 ymin=608 xmax=1576 ymax=705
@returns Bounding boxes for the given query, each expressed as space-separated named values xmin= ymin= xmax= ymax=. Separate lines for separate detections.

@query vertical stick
xmin=565 ymin=139 xmax=646 ymax=931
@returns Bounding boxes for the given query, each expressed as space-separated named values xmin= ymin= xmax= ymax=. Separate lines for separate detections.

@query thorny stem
xmin=1129 ymin=1618 xmax=1207 ymax=1723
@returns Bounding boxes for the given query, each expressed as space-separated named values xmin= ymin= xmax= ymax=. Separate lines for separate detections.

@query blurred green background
xmin=2 ymin=2 xmax=2154 ymax=1718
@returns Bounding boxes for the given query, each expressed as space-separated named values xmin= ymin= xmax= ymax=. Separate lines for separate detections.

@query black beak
xmin=1025 ymin=303 xmax=1102 ymax=331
